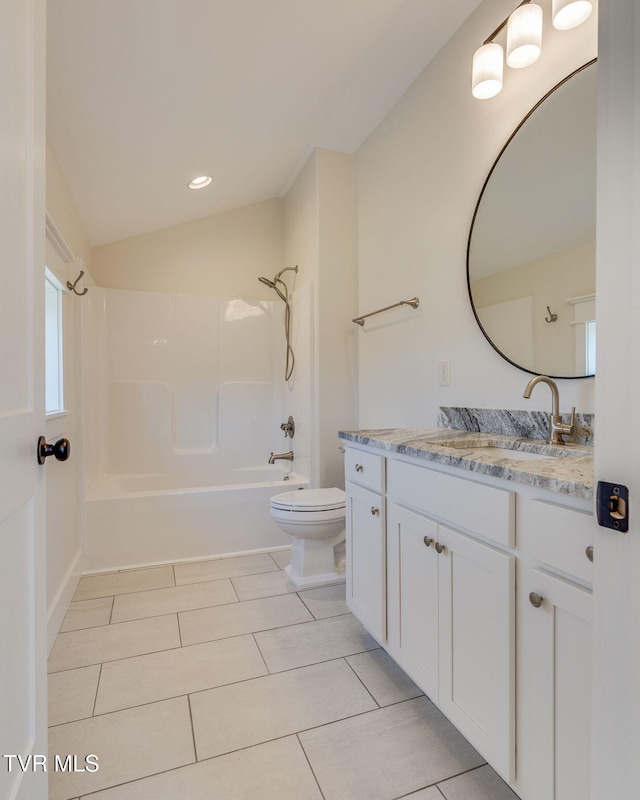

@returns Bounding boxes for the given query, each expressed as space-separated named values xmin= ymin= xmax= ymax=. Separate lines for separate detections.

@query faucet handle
xmin=569 ymin=406 xmax=576 ymax=429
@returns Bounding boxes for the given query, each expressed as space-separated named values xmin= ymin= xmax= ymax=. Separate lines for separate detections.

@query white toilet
xmin=269 ymin=487 xmax=346 ymax=590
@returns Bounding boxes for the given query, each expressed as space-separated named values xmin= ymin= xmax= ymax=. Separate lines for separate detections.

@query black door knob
xmin=37 ymin=436 xmax=71 ymax=465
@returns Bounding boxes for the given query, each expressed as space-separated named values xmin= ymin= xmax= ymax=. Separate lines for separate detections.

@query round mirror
xmin=467 ymin=60 xmax=596 ymax=378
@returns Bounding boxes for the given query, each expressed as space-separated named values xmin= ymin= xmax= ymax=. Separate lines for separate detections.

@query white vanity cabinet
xmin=343 ymin=439 xmax=596 ymax=800
xmin=344 ymin=447 xmax=387 ymax=644
xmin=386 ymin=489 xmax=516 ymax=781
xmin=386 ymin=504 xmax=439 ymax=699
xmin=518 ymin=497 xmax=596 ymax=800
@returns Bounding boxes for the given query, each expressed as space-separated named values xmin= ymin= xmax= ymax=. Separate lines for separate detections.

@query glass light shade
xmin=552 ymin=0 xmax=593 ymax=30
xmin=472 ymin=43 xmax=504 ymax=99
xmin=506 ymin=3 xmax=543 ymax=69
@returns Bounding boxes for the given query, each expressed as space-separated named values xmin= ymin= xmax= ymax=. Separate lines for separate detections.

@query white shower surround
xmin=82 ymin=286 xmax=313 ymax=571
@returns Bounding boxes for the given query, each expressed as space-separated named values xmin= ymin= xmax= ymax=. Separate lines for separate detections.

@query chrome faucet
xmin=268 ymin=450 xmax=294 ymax=464
xmin=523 ymin=375 xmax=576 ymax=445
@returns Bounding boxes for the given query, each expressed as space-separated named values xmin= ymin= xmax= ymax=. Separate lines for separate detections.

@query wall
xmin=472 ymin=240 xmax=596 ymax=375
xmin=355 ymin=0 xmax=598 ymax=428
xmin=283 ymin=148 xmax=358 ymax=489
xmin=91 ymin=198 xmax=284 ymax=300
xmin=45 ymin=145 xmax=93 ymax=650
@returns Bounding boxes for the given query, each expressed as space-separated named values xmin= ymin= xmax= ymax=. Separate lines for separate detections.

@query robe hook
xmin=545 ymin=306 xmax=557 ymax=323
xmin=67 ymin=270 xmax=88 ymax=296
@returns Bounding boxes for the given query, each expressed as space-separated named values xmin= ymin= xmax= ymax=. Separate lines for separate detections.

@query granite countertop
xmin=338 ymin=426 xmax=595 ymax=500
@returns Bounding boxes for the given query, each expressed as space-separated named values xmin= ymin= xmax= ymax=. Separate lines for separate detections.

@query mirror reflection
xmin=467 ymin=61 xmax=596 ymax=378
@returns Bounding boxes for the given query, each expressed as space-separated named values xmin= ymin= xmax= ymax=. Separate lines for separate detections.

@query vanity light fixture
xmin=552 ymin=0 xmax=593 ymax=30
xmin=472 ymin=0 xmax=593 ymax=99
xmin=506 ymin=3 xmax=543 ymax=68
xmin=188 ymin=175 xmax=212 ymax=189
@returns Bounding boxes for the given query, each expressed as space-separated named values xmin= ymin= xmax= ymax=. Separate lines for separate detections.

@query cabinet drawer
xmin=519 ymin=498 xmax=596 ymax=583
xmin=387 ymin=459 xmax=515 ymax=547
xmin=344 ymin=447 xmax=385 ymax=493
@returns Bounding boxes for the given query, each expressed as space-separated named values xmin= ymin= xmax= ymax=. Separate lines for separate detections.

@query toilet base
xmin=284 ymin=563 xmax=345 ymax=590
xmin=284 ymin=530 xmax=346 ymax=590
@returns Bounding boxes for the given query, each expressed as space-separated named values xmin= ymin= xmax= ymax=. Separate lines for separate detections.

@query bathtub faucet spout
xmin=268 ymin=450 xmax=294 ymax=464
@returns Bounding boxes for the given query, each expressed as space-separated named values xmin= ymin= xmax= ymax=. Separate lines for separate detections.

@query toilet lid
xmin=271 ymin=487 xmax=346 ymax=512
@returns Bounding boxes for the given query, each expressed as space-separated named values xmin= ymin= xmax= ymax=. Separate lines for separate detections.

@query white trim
xmin=45 ymin=212 xmax=75 ymax=263
xmin=47 ymin=548 xmax=86 ymax=655
xmin=566 ymin=293 xmax=596 ymax=305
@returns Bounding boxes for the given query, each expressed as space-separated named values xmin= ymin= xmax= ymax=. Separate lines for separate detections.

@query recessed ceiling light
xmin=188 ymin=175 xmax=212 ymax=190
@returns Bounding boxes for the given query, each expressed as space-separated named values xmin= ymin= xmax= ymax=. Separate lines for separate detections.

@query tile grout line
xmin=228 ymin=578 xmax=241 ymax=603
xmin=49 ymin=651 xmax=406 ymax=725
xmin=176 ymin=612 xmax=183 ymax=647
xmin=91 ymin=663 xmax=103 ymax=717
xmin=343 ymin=656 xmax=381 ymax=709
xmin=187 ymin=694 xmax=199 ymax=762
xmin=251 ymin=632 xmax=272 ymax=675
xmin=296 ymin=733 xmax=327 ymax=800
xmin=108 ymin=596 xmax=115 ymax=625
xmin=75 ymin=563 xmax=283 ymax=603
xmin=296 ymin=591 xmax=319 ymax=620
xmin=435 ymin=763 xmax=491 ymax=791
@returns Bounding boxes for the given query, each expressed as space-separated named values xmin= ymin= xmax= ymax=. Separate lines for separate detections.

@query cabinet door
xmin=437 ymin=525 xmax=516 ymax=782
xmin=387 ymin=504 xmax=439 ymax=701
xmin=346 ymin=482 xmax=386 ymax=643
xmin=524 ymin=568 xmax=593 ymax=800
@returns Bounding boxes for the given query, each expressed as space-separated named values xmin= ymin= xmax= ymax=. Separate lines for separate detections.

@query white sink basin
xmin=431 ymin=438 xmax=582 ymax=461
xmin=472 ymin=446 xmax=557 ymax=461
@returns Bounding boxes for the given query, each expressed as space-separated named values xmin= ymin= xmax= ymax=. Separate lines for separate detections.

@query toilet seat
xmin=268 ymin=487 xmax=346 ymax=590
xmin=270 ymin=487 xmax=345 ymax=513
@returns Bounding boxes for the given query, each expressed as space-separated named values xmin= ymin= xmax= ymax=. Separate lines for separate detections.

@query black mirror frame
xmin=466 ymin=58 xmax=597 ymax=380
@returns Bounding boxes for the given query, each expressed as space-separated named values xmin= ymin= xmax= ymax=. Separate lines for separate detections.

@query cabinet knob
xmin=355 ymin=464 xmax=364 ymax=472
xmin=585 ymin=546 xmax=594 ymax=563
xmin=423 ymin=536 xmax=434 ymax=547
xmin=434 ymin=542 xmax=445 ymax=554
xmin=370 ymin=506 xmax=380 ymax=516
xmin=529 ymin=592 xmax=544 ymax=608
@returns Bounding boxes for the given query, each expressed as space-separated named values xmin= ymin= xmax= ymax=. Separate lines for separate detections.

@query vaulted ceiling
xmin=47 ymin=0 xmax=481 ymax=246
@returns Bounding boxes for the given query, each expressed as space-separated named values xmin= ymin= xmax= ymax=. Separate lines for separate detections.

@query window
xmin=585 ymin=320 xmax=596 ymax=375
xmin=45 ymin=268 xmax=64 ymax=414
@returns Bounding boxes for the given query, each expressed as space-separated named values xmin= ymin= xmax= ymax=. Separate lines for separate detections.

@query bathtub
xmin=85 ymin=465 xmax=308 ymax=571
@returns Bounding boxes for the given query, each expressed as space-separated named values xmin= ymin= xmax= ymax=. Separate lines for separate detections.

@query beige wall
xmin=47 ymin=143 xmax=92 ymax=270
xmin=355 ymin=0 xmax=597 ymax=428
xmin=472 ymin=240 xmax=596 ymax=376
xmin=91 ymin=198 xmax=284 ymax=300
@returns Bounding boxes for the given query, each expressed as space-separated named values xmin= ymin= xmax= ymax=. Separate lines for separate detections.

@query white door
xmin=386 ymin=503 xmax=439 ymax=701
xmin=524 ymin=568 xmax=593 ymax=800
xmin=437 ymin=525 xmax=516 ymax=783
xmin=346 ymin=482 xmax=386 ymax=643
xmin=0 ymin=2 xmax=47 ymax=800
xmin=593 ymin=2 xmax=640 ymax=796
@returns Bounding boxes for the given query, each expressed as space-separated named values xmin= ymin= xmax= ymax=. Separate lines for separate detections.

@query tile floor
xmin=48 ymin=550 xmax=521 ymax=800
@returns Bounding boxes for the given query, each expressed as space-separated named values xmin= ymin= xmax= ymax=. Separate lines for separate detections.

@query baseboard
xmin=47 ymin=548 xmax=86 ymax=655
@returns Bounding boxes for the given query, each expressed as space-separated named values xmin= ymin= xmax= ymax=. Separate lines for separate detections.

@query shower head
xmin=258 ymin=265 xmax=298 ymax=290
xmin=258 ymin=274 xmax=287 ymax=303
